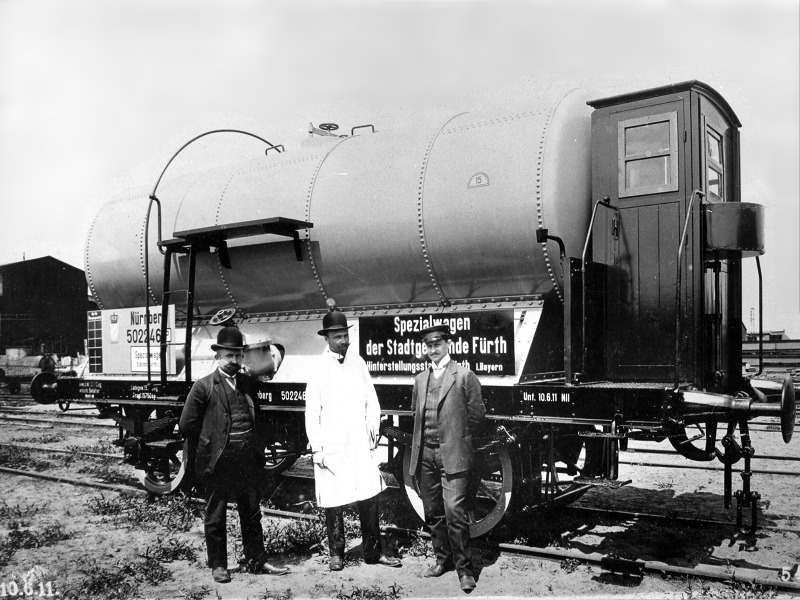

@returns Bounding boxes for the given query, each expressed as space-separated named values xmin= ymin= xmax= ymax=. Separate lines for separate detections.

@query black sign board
xmin=359 ymin=311 xmax=515 ymax=376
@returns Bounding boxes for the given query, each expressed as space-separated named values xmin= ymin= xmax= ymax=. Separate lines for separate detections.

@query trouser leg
xmin=325 ymin=506 xmax=346 ymax=559
xmin=420 ymin=446 xmax=451 ymax=567
xmin=203 ymin=477 xmax=232 ymax=568
xmin=442 ymin=470 xmax=473 ymax=577
xmin=236 ymin=470 xmax=267 ymax=562
xmin=358 ymin=495 xmax=381 ymax=562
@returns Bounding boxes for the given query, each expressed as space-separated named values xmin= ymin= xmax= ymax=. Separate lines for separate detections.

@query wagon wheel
xmin=262 ymin=415 xmax=303 ymax=474
xmin=135 ymin=439 xmax=190 ymax=495
xmin=121 ymin=407 xmax=190 ymax=494
xmin=263 ymin=441 xmax=300 ymax=474
xmin=400 ymin=444 xmax=514 ymax=538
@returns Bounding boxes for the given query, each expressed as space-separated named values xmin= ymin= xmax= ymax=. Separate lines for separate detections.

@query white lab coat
xmin=304 ymin=345 xmax=385 ymax=507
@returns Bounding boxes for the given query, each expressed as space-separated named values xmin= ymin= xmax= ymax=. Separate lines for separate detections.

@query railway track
xmin=2 ymin=410 xmax=798 ymax=481
xmin=3 ymin=440 xmax=800 ymax=537
xmin=1 ymin=461 xmax=798 ymax=592
xmin=0 ymin=413 xmax=117 ymax=429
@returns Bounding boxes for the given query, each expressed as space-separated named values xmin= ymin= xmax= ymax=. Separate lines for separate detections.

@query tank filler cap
xmin=309 ymin=122 xmax=345 ymax=138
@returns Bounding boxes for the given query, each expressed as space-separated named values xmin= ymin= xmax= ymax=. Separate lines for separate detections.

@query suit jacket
xmin=408 ymin=360 xmax=485 ymax=476
xmin=179 ymin=369 xmax=267 ymax=479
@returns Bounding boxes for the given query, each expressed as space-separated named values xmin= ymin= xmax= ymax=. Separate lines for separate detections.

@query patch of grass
xmin=139 ymin=536 xmax=198 ymax=563
xmin=85 ymin=492 xmax=200 ymax=532
xmin=67 ymin=559 xmax=138 ymax=600
xmin=681 ymin=576 xmax=780 ymax=599
xmin=335 ymin=583 xmax=403 ymax=600
xmin=261 ymin=514 xmax=326 ymax=555
xmin=85 ymin=493 xmax=129 ymax=517
xmin=560 ymin=558 xmax=581 ymax=573
xmin=179 ymin=586 xmax=212 ymax=600
xmin=65 ymin=552 xmax=175 ymax=600
xmin=6 ymin=524 xmax=72 ymax=549
xmin=396 ymin=528 xmax=431 ymax=558
xmin=125 ymin=553 xmax=173 ymax=585
xmin=0 ymin=525 xmax=72 ymax=567
xmin=0 ymin=500 xmax=41 ymax=527
xmin=0 ymin=445 xmax=51 ymax=471
xmin=259 ymin=589 xmax=294 ymax=600
xmin=0 ymin=544 xmax=13 ymax=567
xmin=79 ymin=464 xmax=132 ymax=484
xmin=120 ymin=493 xmax=199 ymax=531
xmin=67 ymin=439 xmax=118 ymax=455
xmin=13 ymin=433 xmax=67 ymax=444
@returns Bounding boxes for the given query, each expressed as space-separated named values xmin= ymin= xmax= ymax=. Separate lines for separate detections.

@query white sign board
xmin=88 ymin=305 xmax=176 ymax=375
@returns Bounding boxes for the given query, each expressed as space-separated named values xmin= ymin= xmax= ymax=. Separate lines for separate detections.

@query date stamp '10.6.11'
xmin=0 ymin=579 xmax=57 ymax=598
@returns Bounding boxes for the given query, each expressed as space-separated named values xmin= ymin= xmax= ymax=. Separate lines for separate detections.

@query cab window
xmin=706 ymin=128 xmax=724 ymax=201
xmin=618 ymin=112 xmax=679 ymax=198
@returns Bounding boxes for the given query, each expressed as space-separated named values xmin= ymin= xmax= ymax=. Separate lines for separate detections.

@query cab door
xmin=592 ymin=94 xmax=691 ymax=381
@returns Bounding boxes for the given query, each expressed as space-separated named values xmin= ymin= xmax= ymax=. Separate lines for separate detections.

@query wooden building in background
xmin=0 ymin=256 xmax=87 ymax=356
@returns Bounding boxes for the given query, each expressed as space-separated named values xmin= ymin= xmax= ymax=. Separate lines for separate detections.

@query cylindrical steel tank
xmin=86 ymin=84 xmax=594 ymax=315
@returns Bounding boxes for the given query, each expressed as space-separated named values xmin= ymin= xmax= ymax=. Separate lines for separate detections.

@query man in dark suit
xmin=408 ymin=324 xmax=485 ymax=593
xmin=179 ymin=326 xmax=289 ymax=584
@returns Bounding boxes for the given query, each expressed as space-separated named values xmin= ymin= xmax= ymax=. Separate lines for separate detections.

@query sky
xmin=0 ymin=0 xmax=798 ymax=336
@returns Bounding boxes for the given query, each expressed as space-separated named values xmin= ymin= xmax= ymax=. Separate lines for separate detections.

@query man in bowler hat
xmin=408 ymin=324 xmax=485 ymax=593
xmin=305 ymin=309 xmax=402 ymax=571
xmin=180 ymin=326 xmax=289 ymax=583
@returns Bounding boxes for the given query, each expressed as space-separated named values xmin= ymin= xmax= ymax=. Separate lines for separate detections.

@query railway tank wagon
xmin=32 ymin=80 xmax=795 ymax=535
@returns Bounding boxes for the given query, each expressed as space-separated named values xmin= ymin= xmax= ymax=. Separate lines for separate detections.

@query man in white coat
xmin=304 ymin=309 xmax=402 ymax=572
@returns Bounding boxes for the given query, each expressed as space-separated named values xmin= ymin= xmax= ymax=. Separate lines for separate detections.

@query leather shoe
xmin=460 ymin=574 xmax=477 ymax=593
xmin=211 ymin=567 xmax=231 ymax=583
xmin=259 ymin=562 xmax=290 ymax=576
xmin=246 ymin=557 xmax=289 ymax=575
xmin=330 ymin=556 xmax=344 ymax=571
xmin=365 ymin=555 xmax=402 ymax=568
xmin=423 ymin=563 xmax=450 ymax=578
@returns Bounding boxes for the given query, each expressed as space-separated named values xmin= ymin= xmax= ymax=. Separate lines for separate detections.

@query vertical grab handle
xmin=673 ymin=189 xmax=705 ymax=390
xmin=579 ymin=196 xmax=616 ymax=379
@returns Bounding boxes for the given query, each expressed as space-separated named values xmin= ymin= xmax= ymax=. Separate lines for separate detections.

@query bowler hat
xmin=419 ymin=324 xmax=451 ymax=343
xmin=317 ymin=311 xmax=352 ymax=336
xmin=211 ymin=326 xmax=247 ymax=351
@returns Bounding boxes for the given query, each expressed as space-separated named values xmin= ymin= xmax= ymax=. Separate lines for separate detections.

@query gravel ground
xmin=0 ymin=401 xmax=798 ymax=600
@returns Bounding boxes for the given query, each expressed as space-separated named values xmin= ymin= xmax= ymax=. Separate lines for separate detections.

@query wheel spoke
xmin=475 ymin=481 xmax=500 ymax=503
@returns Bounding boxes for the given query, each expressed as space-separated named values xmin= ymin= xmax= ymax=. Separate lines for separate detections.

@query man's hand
xmin=369 ymin=427 xmax=380 ymax=450
xmin=312 ymin=451 xmax=326 ymax=469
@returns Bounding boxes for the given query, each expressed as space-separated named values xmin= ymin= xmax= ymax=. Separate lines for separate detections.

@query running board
xmin=573 ymin=477 xmax=632 ymax=489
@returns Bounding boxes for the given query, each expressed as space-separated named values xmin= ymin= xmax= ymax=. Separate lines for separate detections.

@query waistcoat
xmin=423 ymin=372 xmax=441 ymax=445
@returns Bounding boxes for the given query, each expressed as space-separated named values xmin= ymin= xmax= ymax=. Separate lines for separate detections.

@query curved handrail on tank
xmin=673 ymin=189 xmax=704 ymax=390
xmin=580 ymin=196 xmax=616 ymax=380
xmin=142 ymin=129 xmax=283 ymax=384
